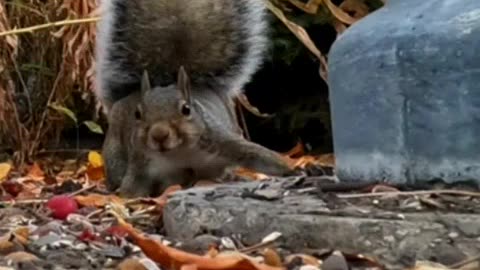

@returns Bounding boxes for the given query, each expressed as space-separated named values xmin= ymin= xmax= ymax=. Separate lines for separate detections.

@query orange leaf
xmin=86 ymin=151 xmax=105 ymax=181
xmin=316 ymin=153 xmax=335 ymax=167
xmin=181 ymin=265 xmax=199 ymax=270
xmin=263 ymin=248 xmax=283 ymax=267
xmin=119 ymin=220 xmax=285 ymax=270
xmin=151 ymin=185 xmax=182 ymax=208
xmin=86 ymin=165 xmax=105 ymax=181
xmin=234 ymin=168 xmax=269 ymax=181
xmin=74 ymin=194 xmax=125 ymax=207
xmin=27 ymin=163 xmax=45 ymax=181
xmin=282 ymin=142 xmax=305 ymax=158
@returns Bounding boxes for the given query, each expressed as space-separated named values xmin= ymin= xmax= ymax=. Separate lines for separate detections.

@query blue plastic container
xmin=328 ymin=0 xmax=480 ymax=185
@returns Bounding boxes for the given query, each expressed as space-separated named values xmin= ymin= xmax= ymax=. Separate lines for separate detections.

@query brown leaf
xmin=262 ymin=248 xmax=283 ymax=267
xmin=339 ymin=0 xmax=370 ymax=20
xmin=287 ymin=0 xmax=323 ymax=14
xmin=282 ymin=142 xmax=305 ymax=158
xmin=316 ymin=153 xmax=335 ymax=167
xmin=118 ymin=220 xmax=284 ymax=270
xmin=117 ymin=258 xmax=148 ymax=270
xmin=27 ymin=162 xmax=45 ymax=181
xmin=74 ymin=194 xmax=125 ymax=208
xmin=151 ymin=185 xmax=183 ymax=208
xmin=234 ymin=168 xmax=269 ymax=181
xmin=0 ymin=236 xmax=16 ymax=255
xmin=285 ymin=254 xmax=320 ymax=267
xmin=236 ymin=94 xmax=272 ymax=118
xmin=324 ymin=0 xmax=358 ymax=25
xmin=265 ymin=0 xmax=328 ymax=82
xmin=86 ymin=165 xmax=105 ymax=181
xmin=86 ymin=151 xmax=106 ymax=181
xmin=4 ymin=251 xmax=39 ymax=263
xmin=12 ymin=227 xmax=29 ymax=245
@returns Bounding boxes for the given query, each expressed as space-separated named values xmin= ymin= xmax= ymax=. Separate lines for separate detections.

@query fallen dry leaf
xmin=12 ymin=227 xmax=29 ymax=245
xmin=118 ymin=219 xmax=284 ymax=270
xmin=74 ymin=193 xmax=125 ymax=208
xmin=0 ymin=237 xmax=16 ymax=255
xmin=150 ymin=185 xmax=183 ymax=208
xmin=263 ymin=248 xmax=283 ymax=267
xmin=323 ymin=0 xmax=358 ymax=25
xmin=282 ymin=142 xmax=305 ymax=158
xmin=27 ymin=162 xmax=45 ymax=181
xmin=339 ymin=0 xmax=369 ymax=20
xmin=86 ymin=151 xmax=105 ymax=181
xmin=4 ymin=251 xmax=39 ymax=263
xmin=264 ymin=0 xmax=328 ymax=82
xmin=205 ymin=246 xmax=220 ymax=259
xmin=117 ymin=258 xmax=148 ymax=270
xmin=88 ymin=151 xmax=103 ymax=168
xmin=317 ymin=154 xmax=335 ymax=166
xmin=86 ymin=166 xmax=105 ymax=181
xmin=0 ymin=163 xmax=12 ymax=182
xmin=234 ymin=168 xmax=269 ymax=181
xmin=285 ymin=254 xmax=320 ymax=267
xmin=181 ymin=265 xmax=199 ymax=270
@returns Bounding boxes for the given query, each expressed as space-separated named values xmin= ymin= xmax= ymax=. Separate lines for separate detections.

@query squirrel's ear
xmin=177 ymin=66 xmax=191 ymax=102
xmin=141 ymin=70 xmax=152 ymax=94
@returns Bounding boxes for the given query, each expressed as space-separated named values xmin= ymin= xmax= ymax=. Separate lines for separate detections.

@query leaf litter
xmin=0 ymin=145 xmax=479 ymax=269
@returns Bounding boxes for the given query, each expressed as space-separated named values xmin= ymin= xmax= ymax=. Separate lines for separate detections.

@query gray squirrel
xmin=95 ymin=0 xmax=295 ymax=197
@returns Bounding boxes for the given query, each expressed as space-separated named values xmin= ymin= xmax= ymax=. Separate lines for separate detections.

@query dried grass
xmin=0 ymin=0 xmax=98 ymax=164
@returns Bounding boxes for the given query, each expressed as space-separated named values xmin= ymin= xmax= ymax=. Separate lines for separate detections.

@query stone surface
xmin=328 ymin=0 xmax=480 ymax=184
xmin=163 ymin=179 xmax=480 ymax=269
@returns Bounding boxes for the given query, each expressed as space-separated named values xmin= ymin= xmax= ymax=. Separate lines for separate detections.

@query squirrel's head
xmin=135 ymin=67 xmax=205 ymax=152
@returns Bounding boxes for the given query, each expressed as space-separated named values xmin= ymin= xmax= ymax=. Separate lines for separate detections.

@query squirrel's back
xmin=95 ymin=0 xmax=268 ymax=110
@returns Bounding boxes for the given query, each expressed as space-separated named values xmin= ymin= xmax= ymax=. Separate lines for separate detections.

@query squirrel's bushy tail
xmin=95 ymin=0 xmax=268 ymax=111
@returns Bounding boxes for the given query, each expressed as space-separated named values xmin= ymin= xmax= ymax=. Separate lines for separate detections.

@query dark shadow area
xmin=243 ymin=22 xmax=337 ymax=154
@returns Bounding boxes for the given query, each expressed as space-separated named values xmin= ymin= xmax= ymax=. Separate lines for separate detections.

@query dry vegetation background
xmin=0 ymin=0 xmax=383 ymax=165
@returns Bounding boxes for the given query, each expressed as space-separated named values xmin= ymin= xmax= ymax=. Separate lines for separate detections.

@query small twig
xmin=68 ymin=184 xmax=96 ymax=197
xmin=337 ymin=189 xmax=480 ymax=199
xmin=239 ymin=239 xmax=278 ymax=254
xmin=90 ymin=214 xmax=154 ymax=224
xmin=86 ymin=208 xmax=104 ymax=220
xmin=0 ymin=17 xmax=99 ymax=37
xmin=449 ymin=253 xmax=480 ymax=269
xmin=5 ymin=199 xmax=48 ymax=205
xmin=236 ymin=100 xmax=251 ymax=140
xmin=132 ymin=206 xmax=157 ymax=216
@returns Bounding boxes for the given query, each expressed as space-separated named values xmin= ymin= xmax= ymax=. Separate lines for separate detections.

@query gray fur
xmin=95 ymin=0 xmax=269 ymax=113
xmin=104 ymin=82 xmax=293 ymax=198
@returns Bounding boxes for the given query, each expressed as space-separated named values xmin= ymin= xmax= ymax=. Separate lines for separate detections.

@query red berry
xmin=46 ymin=195 xmax=78 ymax=220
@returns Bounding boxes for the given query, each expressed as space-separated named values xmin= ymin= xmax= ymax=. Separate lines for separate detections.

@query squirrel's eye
xmin=181 ymin=103 xmax=191 ymax=116
xmin=134 ymin=106 xmax=142 ymax=120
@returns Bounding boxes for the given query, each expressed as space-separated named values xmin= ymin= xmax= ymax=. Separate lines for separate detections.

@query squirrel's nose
xmin=149 ymin=124 xmax=170 ymax=146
